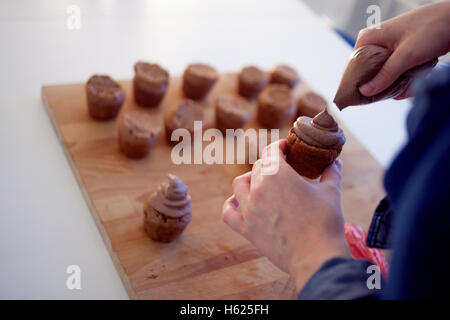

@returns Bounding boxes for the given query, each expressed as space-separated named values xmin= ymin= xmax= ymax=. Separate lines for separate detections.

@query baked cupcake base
xmin=86 ymin=75 xmax=125 ymax=121
xmin=286 ymin=128 xmax=339 ymax=179
xmin=133 ymin=79 xmax=166 ymax=107
xmin=118 ymin=135 xmax=153 ymax=158
xmin=144 ymin=204 xmax=191 ymax=243
xmin=182 ymin=64 xmax=218 ymax=100
xmin=87 ymin=100 xmax=122 ymax=121
xmin=257 ymin=84 xmax=294 ymax=129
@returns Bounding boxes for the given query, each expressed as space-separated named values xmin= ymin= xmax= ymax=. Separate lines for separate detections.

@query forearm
xmin=289 ymin=236 xmax=352 ymax=293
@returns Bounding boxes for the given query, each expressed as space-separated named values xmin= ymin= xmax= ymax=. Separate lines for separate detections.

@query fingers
xmin=358 ymin=43 xmax=421 ymax=97
xmin=354 ymin=27 xmax=386 ymax=50
xmin=250 ymin=139 xmax=286 ymax=188
xmin=260 ymin=139 xmax=287 ymax=159
xmin=320 ymin=159 xmax=343 ymax=187
xmin=222 ymin=195 xmax=246 ymax=235
xmin=231 ymin=171 xmax=251 ymax=207
xmin=276 ymin=139 xmax=288 ymax=160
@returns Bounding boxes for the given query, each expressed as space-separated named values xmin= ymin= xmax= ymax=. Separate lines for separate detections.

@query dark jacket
xmin=299 ymin=66 xmax=450 ymax=299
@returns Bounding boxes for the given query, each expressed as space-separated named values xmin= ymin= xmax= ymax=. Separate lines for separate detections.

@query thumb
xmin=320 ymin=159 xmax=343 ymax=187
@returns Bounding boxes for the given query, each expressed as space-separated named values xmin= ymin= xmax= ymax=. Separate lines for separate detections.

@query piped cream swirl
xmin=149 ymin=174 xmax=191 ymax=218
xmin=293 ymin=109 xmax=345 ymax=149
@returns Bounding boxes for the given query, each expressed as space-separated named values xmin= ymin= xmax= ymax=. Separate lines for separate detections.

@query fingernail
xmin=336 ymin=159 xmax=343 ymax=170
xmin=359 ymin=81 xmax=375 ymax=96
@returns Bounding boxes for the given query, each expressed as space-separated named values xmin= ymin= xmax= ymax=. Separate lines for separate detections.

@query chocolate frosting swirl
xmin=293 ymin=109 xmax=345 ymax=149
xmin=149 ymin=174 xmax=191 ymax=218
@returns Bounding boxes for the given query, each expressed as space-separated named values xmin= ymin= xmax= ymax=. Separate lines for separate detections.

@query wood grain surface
xmin=41 ymin=73 xmax=385 ymax=299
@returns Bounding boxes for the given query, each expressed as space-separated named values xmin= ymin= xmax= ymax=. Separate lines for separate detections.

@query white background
xmin=0 ymin=0 xmax=412 ymax=299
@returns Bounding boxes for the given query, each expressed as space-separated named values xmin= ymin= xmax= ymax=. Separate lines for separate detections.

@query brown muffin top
xmin=166 ymin=100 xmax=204 ymax=131
xmin=216 ymin=95 xmax=252 ymax=117
xmin=185 ymin=63 xmax=219 ymax=81
xmin=239 ymin=66 xmax=268 ymax=85
xmin=86 ymin=75 xmax=124 ymax=99
xmin=259 ymin=84 xmax=293 ymax=110
xmin=134 ymin=62 xmax=169 ymax=84
xmin=120 ymin=111 xmax=160 ymax=143
xmin=271 ymin=65 xmax=300 ymax=87
xmin=297 ymin=91 xmax=328 ymax=118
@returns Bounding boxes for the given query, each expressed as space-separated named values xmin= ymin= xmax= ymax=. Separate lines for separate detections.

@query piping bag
xmin=333 ymin=45 xmax=438 ymax=110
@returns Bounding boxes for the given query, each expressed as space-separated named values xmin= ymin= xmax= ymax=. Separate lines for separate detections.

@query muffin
xmin=215 ymin=95 xmax=252 ymax=134
xmin=86 ymin=75 xmax=125 ymax=120
xmin=133 ymin=62 xmax=169 ymax=107
xmin=164 ymin=100 xmax=204 ymax=144
xmin=257 ymin=84 xmax=295 ymax=129
xmin=118 ymin=111 xmax=160 ymax=158
xmin=286 ymin=109 xmax=345 ymax=179
xmin=270 ymin=65 xmax=300 ymax=88
xmin=297 ymin=91 xmax=328 ymax=118
xmin=238 ymin=66 xmax=269 ymax=98
xmin=182 ymin=63 xmax=219 ymax=100
xmin=144 ymin=174 xmax=192 ymax=243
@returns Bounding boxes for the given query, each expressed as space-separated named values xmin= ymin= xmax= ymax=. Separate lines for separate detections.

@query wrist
xmin=288 ymin=237 xmax=351 ymax=293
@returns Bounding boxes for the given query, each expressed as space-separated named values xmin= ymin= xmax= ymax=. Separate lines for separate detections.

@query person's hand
xmin=355 ymin=2 xmax=450 ymax=99
xmin=222 ymin=139 xmax=351 ymax=291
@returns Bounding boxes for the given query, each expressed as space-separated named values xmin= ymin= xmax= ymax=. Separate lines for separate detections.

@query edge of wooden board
xmin=41 ymin=86 xmax=137 ymax=300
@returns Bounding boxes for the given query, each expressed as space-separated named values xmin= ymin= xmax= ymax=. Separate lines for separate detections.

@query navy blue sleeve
xmin=298 ymin=257 xmax=381 ymax=300
xmin=299 ymin=66 xmax=450 ymax=300
xmin=382 ymin=66 xmax=450 ymax=299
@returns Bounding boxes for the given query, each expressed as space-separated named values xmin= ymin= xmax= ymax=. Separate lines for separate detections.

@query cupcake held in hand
xmin=286 ymin=109 xmax=345 ymax=179
xmin=144 ymin=174 xmax=192 ymax=243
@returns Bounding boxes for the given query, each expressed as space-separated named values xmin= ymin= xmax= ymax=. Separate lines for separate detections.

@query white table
xmin=0 ymin=0 xmax=411 ymax=299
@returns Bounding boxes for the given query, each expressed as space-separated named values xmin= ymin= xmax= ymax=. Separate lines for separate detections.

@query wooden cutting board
xmin=41 ymin=73 xmax=384 ymax=299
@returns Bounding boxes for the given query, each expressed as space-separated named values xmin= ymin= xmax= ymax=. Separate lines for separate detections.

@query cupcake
xmin=133 ymin=62 xmax=169 ymax=107
xmin=118 ymin=111 xmax=160 ymax=158
xmin=270 ymin=65 xmax=300 ymax=88
xmin=215 ymin=95 xmax=252 ymax=133
xmin=297 ymin=91 xmax=328 ymax=118
xmin=144 ymin=174 xmax=192 ymax=243
xmin=257 ymin=84 xmax=295 ymax=129
xmin=86 ymin=75 xmax=125 ymax=120
xmin=238 ymin=66 xmax=269 ymax=98
xmin=182 ymin=63 xmax=219 ymax=100
xmin=164 ymin=100 xmax=204 ymax=143
xmin=286 ymin=109 xmax=345 ymax=179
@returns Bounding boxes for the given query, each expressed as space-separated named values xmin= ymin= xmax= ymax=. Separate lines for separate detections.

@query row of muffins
xmin=84 ymin=62 xmax=341 ymax=243
xmin=85 ymin=62 xmax=328 ymax=159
